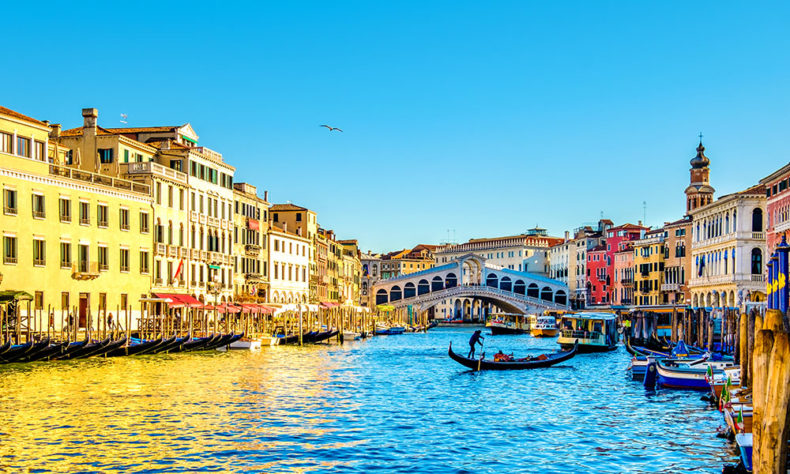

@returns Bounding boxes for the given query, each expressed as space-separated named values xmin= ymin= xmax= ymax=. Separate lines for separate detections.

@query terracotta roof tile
xmin=0 ymin=106 xmax=48 ymax=127
xmin=104 ymin=126 xmax=180 ymax=134
xmin=270 ymin=203 xmax=309 ymax=211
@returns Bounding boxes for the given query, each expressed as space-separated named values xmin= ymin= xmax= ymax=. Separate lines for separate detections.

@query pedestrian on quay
xmin=468 ymin=329 xmax=484 ymax=358
xmin=107 ymin=313 xmax=114 ymax=331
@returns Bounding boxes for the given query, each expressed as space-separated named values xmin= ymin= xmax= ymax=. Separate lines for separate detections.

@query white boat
xmin=557 ymin=312 xmax=618 ymax=352
xmin=530 ymin=315 xmax=558 ymax=337
xmin=343 ymin=331 xmax=361 ymax=341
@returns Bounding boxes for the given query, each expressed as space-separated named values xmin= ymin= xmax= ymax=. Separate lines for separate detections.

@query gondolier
xmin=468 ymin=330 xmax=484 ymax=358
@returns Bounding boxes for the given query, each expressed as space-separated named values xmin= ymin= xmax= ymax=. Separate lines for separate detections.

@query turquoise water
xmin=0 ymin=327 xmax=738 ymax=473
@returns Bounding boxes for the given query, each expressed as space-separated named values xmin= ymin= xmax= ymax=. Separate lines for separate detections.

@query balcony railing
xmin=32 ymin=210 xmax=45 ymax=219
xmin=752 ymin=232 xmax=765 ymax=240
xmin=168 ymin=245 xmax=178 ymax=258
xmin=752 ymin=274 xmax=765 ymax=282
xmin=122 ymin=161 xmax=187 ymax=184
xmin=245 ymin=272 xmax=263 ymax=281
xmin=50 ymin=164 xmax=150 ymax=195
xmin=99 ymin=263 xmax=109 ymax=271
xmin=245 ymin=244 xmax=260 ymax=256
xmin=661 ymin=283 xmax=680 ymax=292
xmin=72 ymin=262 xmax=100 ymax=280
xmin=179 ymin=247 xmax=189 ymax=259
xmin=155 ymin=243 xmax=167 ymax=255
xmin=4 ymin=206 xmax=16 ymax=216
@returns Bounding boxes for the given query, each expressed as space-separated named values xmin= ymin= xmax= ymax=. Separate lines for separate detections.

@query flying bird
xmin=320 ymin=124 xmax=343 ymax=132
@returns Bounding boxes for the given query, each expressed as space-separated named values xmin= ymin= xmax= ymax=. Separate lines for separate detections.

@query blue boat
xmin=735 ymin=433 xmax=752 ymax=472
xmin=655 ymin=358 xmax=735 ymax=390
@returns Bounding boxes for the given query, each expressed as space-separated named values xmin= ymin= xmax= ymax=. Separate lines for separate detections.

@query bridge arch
xmin=540 ymin=286 xmax=553 ymax=302
xmin=404 ymin=282 xmax=416 ymax=299
xmin=514 ymin=279 xmax=525 ymax=295
xmin=431 ymin=276 xmax=444 ymax=291
xmin=418 ymin=279 xmax=430 ymax=295
xmin=486 ymin=274 xmax=498 ymax=288
xmin=459 ymin=254 xmax=485 ymax=285
xmin=554 ymin=290 xmax=567 ymax=306
xmin=390 ymin=285 xmax=402 ymax=302
xmin=500 ymin=276 xmax=512 ymax=292
xmin=446 ymin=273 xmax=458 ymax=288
xmin=527 ymin=283 xmax=539 ymax=298
xmin=376 ymin=289 xmax=388 ymax=305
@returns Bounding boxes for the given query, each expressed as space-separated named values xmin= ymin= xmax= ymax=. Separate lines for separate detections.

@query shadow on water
xmin=0 ymin=327 xmax=737 ymax=473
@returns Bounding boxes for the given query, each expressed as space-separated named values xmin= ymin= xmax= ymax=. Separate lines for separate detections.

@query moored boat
xmin=448 ymin=341 xmax=578 ymax=371
xmin=656 ymin=359 xmax=735 ymax=390
xmin=530 ymin=316 xmax=558 ymax=337
xmin=557 ymin=312 xmax=618 ymax=352
xmin=486 ymin=313 xmax=531 ymax=335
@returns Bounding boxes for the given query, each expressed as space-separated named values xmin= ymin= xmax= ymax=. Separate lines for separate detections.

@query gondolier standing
xmin=468 ymin=330 xmax=484 ymax=358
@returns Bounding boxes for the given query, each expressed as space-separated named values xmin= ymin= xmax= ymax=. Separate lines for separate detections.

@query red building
xmin=586 ymin=223 xmax=647 ymax=305
xmin=761 ymin=163 xmax=790 ymax=254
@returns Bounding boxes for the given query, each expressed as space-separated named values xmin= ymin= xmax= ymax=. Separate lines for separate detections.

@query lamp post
xmin=211 ymin=272 xmax=220 ymax=333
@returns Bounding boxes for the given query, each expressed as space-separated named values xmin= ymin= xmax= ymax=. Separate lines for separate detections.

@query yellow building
xmin=232 ymin=183 xmax=270 ymax=301
xmin=633 ymin=228 xmax=666 ymax=306
xmin=338 ymin=239 xmax=361 ymax=305
xmin=380 ymin=244 xmax=436 ymax=279
xmin=0 ymin=106 xmax=150 ymax=329
xmin=269 ymin=203 xmax=319 ymax=301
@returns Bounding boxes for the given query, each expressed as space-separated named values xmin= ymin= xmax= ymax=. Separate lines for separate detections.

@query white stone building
xmin=268 ymin=225 xmax=310 ymax=304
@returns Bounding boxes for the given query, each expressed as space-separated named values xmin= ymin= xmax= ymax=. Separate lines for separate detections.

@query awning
xmin=153 ymin=293 xmax=204 ymax=309
xmin=248 ymin=218 xmax=259 ymax=231
xmin=320 ymin=302 xmax=341 ymax=308
xmin=0 ymin=290 xmax=33 ymax=303
xmin=240 ymin=303 xmax=261 ymax=313
xmin=206 ymin=304 xmax=242 ymax=314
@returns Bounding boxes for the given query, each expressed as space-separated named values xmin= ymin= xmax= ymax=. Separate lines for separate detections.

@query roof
xmin=104 ymin=126 xmax=181 ymax=134
xmin=270 ymin=203 xmax=309 ymax=212
xmin=590 ymin=244 xmax=606 ymax=252
xmin=609 ymin=223 xmax=648 ymax=231
xmin=0 ymin=106 xmax=48 ymax=127
xmin=61 ymin=125 xmax=117 ymax=137
xmin=664 ymin=216 xmax=692 ymax=228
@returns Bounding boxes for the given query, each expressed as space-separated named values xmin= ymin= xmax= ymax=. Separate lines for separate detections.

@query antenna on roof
xmin=120 ymin=113 xmax=128 ymax=124
xmin=643 ymin=201 xmax=647 ymax=226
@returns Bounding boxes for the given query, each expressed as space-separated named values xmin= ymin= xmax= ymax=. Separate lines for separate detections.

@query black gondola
xmin=147 ymin=336 xmax=179 ymax=354
xmin=204 ymin=334 xmax=234 ymax=350
xmin=182 ymin=334 xmax=218 ymax=352
xmin=0 ymin=341 xmax=34 ymax=363
xmin=107 ymin=337 xmax=162 ymax=357
xmin=24 ymin=340 xmax=69 ymax=362
xmin=57 ymin=337 xmax=111 ymax=360
xmin=56 ymin=339 xmax=89 ymax=359
xmin=3 ymin=337 xmax=50 ymax=363
xmin=448 ymin=341 xmax=578 ymax=371
xmin=70 ymin=337 xmax=116 ymax=360
xmin=0 ymin=340 xmax=12 ymax=357
xmin=311 ymin=330 xmax=339 ymax=343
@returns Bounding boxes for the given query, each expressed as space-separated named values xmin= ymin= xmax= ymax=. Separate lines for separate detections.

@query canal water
xmin=1 ymin=327 xmax=739 ymax=473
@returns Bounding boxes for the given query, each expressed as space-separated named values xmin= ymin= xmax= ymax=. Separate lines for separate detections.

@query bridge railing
xmin=396 ymin=284 xmax=567 ymax=309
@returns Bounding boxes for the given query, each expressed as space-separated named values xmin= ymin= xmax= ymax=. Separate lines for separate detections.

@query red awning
xmin=206 ymin=304 xmax=242 ymax=314
xmin=257 ymin=304 xmax=276 ymax=314
xmin=240 ymin=303 xmax=260 ymax=313
xmin=177 ymin=294 xmax=205 ymax=309
xmin=154 ymin=293 xmax=187 ymax=308
xmin=248 ymin=218 xmax=259 ymax=231
xmin=320 ymin=302 xmax=341 ymax=309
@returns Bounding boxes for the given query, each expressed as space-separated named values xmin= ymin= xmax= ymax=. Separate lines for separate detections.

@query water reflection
xmin=1 ymin=328 xmax=738 ymax=473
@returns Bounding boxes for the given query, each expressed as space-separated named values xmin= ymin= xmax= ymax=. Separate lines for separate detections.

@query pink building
xmin=761 ymin=163 xmax=790 ymax=254
xmin=612 ymin=245 xmax=634 ymax=305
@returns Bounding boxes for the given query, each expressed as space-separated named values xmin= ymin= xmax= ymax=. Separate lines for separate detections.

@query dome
xmin=690 ymin=141 xmax=710 ymax=169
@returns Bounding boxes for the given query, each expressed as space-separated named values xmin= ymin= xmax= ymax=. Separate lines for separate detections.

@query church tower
xmin=685 ymin=140 xmax=715 ymax=214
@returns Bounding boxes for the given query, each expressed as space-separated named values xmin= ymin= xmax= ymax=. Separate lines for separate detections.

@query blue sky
xmin=4 ymin=1 xmax=789 ymax=252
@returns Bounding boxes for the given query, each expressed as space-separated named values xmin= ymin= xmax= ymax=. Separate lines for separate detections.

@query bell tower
xmin=685 ymin=139 xmax=715 ymax=214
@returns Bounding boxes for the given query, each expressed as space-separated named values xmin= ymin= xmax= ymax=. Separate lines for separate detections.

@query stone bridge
xmin=371 ymin=254 xmax=569 ymax=315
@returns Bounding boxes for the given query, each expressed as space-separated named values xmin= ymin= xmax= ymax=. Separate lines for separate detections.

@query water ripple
xmin=0 ymin=328 xmax=738 ymax=472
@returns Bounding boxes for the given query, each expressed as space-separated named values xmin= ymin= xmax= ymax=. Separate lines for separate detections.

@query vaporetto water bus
xmin=530 ymin=315 xmax=558 ymax=337
xmin=557 ymin=312 xmax=618 ymax=352
xmin=485 ymin=313 xmax=532 ymax=335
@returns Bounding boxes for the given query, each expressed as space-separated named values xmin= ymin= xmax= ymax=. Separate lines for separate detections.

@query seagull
xmin=320 ymin=124 xmax=343 ymax=132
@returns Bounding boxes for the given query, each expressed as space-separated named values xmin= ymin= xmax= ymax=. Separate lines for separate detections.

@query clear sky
xmin=4 ymin=1 xmax=789 ymax=253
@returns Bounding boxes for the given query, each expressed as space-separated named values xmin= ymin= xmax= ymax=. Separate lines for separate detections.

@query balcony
xmin=661 ymin=283 xmax=680 ymax=292
xmin=72 ymin=262 xmax=100 ymax=280
xmin=199 ymin=214 xmax=207 ymax=225
xmin=245 ymin=272 xmax=263 ymax=282
xmin=191 ymin=248 xmax=200 ymax=260
xmin=752 ymin=274 xmax=765 ymax=282
xmin=32 ymin=210 xmax=45 ymax=219
xmin=190 ymin=211 xmax=198 ymax=223
xmin=51 ymin=164 xmax=150 ymax=195
xmin=167 ymin=245 xmax=178 ymax=258
xmin=122 ymin=161 xmax=188 ymax=185
xmin=207 ymin=216 xmax=220 ymax=228
xmin=179 ymin=247 xmax=189 ymax=259
xmin=4 ymin=206 xmax=16 ymax=216
xmin=201 ymin=250 xmax=208 ymax=262
xmin=154 ymin=278 xmax=163 ymax=285
xmin=155 ymin=243 xmax=167 ymax=255
xmin=752 ymin=232 xmax=765 ymax=240
xmin=245 ymin=244 xmax=261 ymax=256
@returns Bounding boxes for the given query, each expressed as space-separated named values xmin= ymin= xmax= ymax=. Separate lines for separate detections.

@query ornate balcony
xmin=245 ymin=244 xmax=261 ymax=256
xmin=72 ymin=262 xmax=100 ymax=280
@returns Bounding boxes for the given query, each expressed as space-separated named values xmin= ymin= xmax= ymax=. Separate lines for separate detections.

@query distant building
xmin=611 ymin=244 xmax=634 ymax=306
xmin=633 ymin=228 xmax=665 ymax=306
xmin=760 ymin=163 xmax=790 ymax=254
xmin=662 ymin=217 xmax=692 ymax=304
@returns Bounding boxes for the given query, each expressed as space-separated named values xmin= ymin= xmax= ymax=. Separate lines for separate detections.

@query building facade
xmin=232 ymin=183 xmax=270 ymax=302
xmin=761 ymin=163 xmax=790 ymax=254
xmin=662 ymin=217 xmax=692 ymax=304
xmin=268 ymin=225 xmax=310 ymax=305
xmin=633 ymin=229 xmax=665 ymax=306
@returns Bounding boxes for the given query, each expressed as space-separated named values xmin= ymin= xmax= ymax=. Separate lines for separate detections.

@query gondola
xmin=276 ymin=333 xmax=300 ymax=345
xmin=56 ymin=339 xmax=89 ymax=359
xmin=3 ymin=337 xmax=50 ymax=363
xmin=56 ymin=337 xmax=111 ymax=360
xmin=24 ymin=340 xmax=69 ymax=362
xmin=0 ymin=341 xmax=34 ymax=363
xmin=0 ymin=340 xmax=12 ymax=357
xmin=227 ymin=333 xmax=244 ymax=345
xmin=311 ymin=330 xmax=338 ymax=343
xmin=205 ymin=333 xmax=235 ymax=350
xmin=448 ymin=341 xmax=578 ymax=371
xmin=106 ymin=337 xmax=162 ymax=357
xmin=69 ymin=337 xmax=115 ymax=360
xmin=301 ymin=331 xmax=319 ymax=343
xmin=167 ymin=336 xmax=192 ymax=353
xmin=181 ymin=334 xmax=218 ymax=352
xmin=148 ymin=336 xmax=180 ymax=354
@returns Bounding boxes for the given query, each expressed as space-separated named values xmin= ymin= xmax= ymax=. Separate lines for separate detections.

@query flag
xmin=173 ymin=258 xmax=184 ymax=280
xmin=706 ymin=364 xmax=713 ymax=378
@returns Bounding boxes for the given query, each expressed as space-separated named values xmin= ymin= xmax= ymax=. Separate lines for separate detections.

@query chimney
xmin=284 ymin=223 xmax=288 ymax=233
xmin=638 ymin=220 xmax=642 ymax=226
xmin=263 ymin=190 xmax=268 ymax=202
xmin=82 ymin=108 xmax=98 ymax=135
xmin=564 ymin=230 xmax=569 ymax=242
xmin=162 ymin=139 xmax=171 ymax=150
xmin=49 ymin=123 xmax=61 ymax=138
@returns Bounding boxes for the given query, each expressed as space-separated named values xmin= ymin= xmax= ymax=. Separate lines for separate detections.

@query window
xmin=61 ymin=292 xmax=70 ymax=311
xmin=98 ymin=148 xmax=113 ymax=164
xmin=32 ymin=194 xmax=45 ymax=218
xmin=751 ymin=248 xmax=763 ymax=275
xmin=33 ymin=239 xmax=45 ymax=266
xmin=59 ymin=198 xmax=71 ymax=223
xmin=179 ymin=189 xmax=184 ymax=210
xmin=296 ymin=213 xmax=302 ymax=222
xmin=120 ymin=249 xmax=129 ymax=272
xmin=119 ymin=208 xmax=129 ymax=230
xmin=156 ymin=182 xmax=162 ymax=204
xmin=0 ymin=132 xmax=11 ymax=153
xmin=4 ymin=236 xmax=17 ymax=264
xmin=168 ymin=185 xmax=173 ymax=207
xmin=98 ymin=246 xmax=108 ymax=271
xmin=17 ymin=136 xmax=30 ymax=157
xmin=121 ymin=293 xmax=128 ymax=310
xmin=140 ymin=251 xmax=149 ymax=274
xmin=140 ymin=212 xmax=150 ymax=233
xmin=97 ymin=204 xmax=108 ymax=227
xmin=34 ymin=291 xmax=43 ymax=310
xmin=78 ymin=244 xmax=89 ymax=273
xmin=4 ymin=189 xmax=16 ymax=215
xmin=135 ymin=153 xmax=143 ymax=162
xmin=752 ymin=208 xmax=763 ymax=232
xmin=60 ymin=242 xmax=72 ymax=268
xmin=79 ymin=202 xmax=90 ymax=225
xmin=34 ymin=141 xmax=45 ymax=161
xmin=171 ymin=159 xmax=182 ymax=172
xmin=124 ymin=149 xmax=130 ymax=163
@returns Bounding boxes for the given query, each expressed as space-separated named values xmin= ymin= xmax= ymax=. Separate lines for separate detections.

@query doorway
xmin=78 ymin=293 xmax=89 ymax=328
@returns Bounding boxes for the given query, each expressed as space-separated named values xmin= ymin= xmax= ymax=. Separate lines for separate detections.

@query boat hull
xmin=489 ymin=326 xmax=527 ymax=335
xmin=448 ymin=341 xmax=578 ymax=370
xmin=530 ymin=328 xmax=558 ymax=337
xmin=656 ymin=362 xmax=716 ymax=390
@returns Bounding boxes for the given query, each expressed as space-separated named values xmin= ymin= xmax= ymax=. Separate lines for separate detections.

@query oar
xmin=477 ymin=339 xmax=484 ymax=372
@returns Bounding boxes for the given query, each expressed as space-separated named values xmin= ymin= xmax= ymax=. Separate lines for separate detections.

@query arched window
xmin=751 ymin=248 xmax=762 ymax=275
xmin=752 ymin=208 xmax=763 ymax=232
